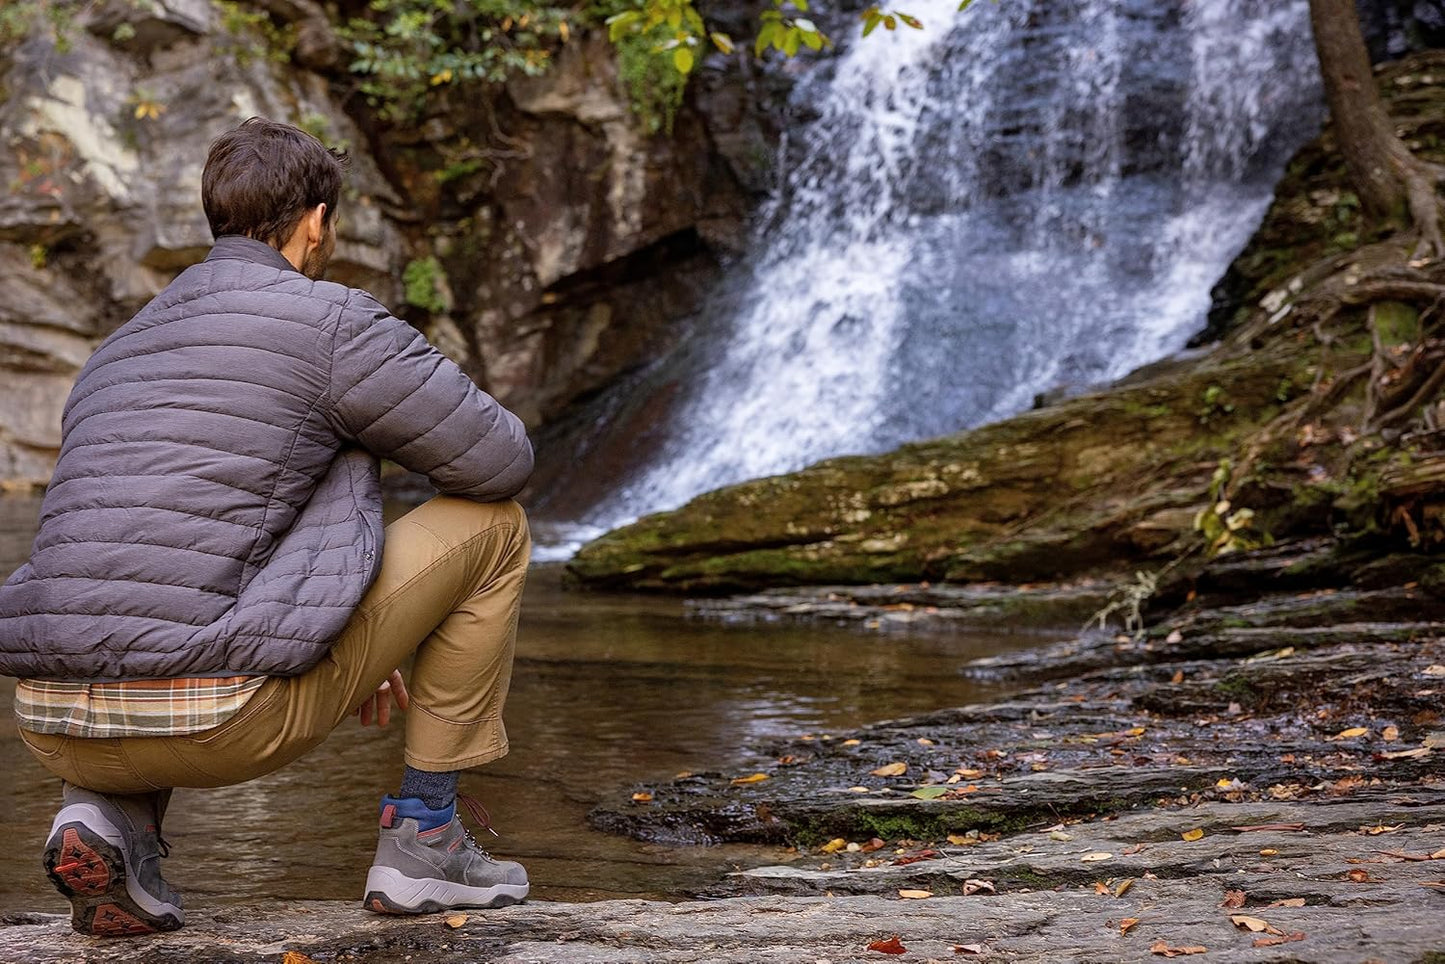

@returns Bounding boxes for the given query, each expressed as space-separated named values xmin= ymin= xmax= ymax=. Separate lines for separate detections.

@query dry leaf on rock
xmin=1221 ymin=890 xmax=1247 ymax=908
xmin=1266 ymin=898 xmax=1306 ymax=908
xmin=953 ymin=943 xmax=986 ymax=955
xmin=1329 ymin=726 xmax=1369 ymax=740
xmin=961 ymin=879 xmax=995 ymax=895
xmin=1114 ymin=878 xmax=1135 ymax=898
xmin=1181 ymin=828 xmax=1205 ymax=842
xmin=1081 ymin=852 xmax=1113 ymax=862
xmin=867 ymin=935 xmax=907 ymax=955
xmin=1423 ymin=664 xmax=1445 ymax=677
xmin=630 ymin=792 xmax=653 ymax=803
xmin=1383 ymin=725 xmax=1400 ymax=741
xmin=282 ymin=954 xmax=319 ymax=964
xmin=444 ymin=914 xmax=469 ymax=929
xmin=1346 ymin=868 xmax=1374 ymax=882
xmin=1229 ymin=915 xmax=1276 ymax=933
xmin=899 ymin=889 xmax=933 ymax=899
xmin=1120 ymin=917 xmax=1140 ymax=935
xmin=1362 ymin=824 xmax=1405 ymax=835
xmin=871 ymin=762 xmax=908 ymax=777
xmin=842 ymin=739 xmax=862 ymax=746
xmin=1150 ymin=941 xmax=1207 ymax=957
xmin=1253 ymin=932 xmax=1306 ymax=947
xmin=820 ymin=838 xmax=848 ymax=854
xmin=731 ymin=773 xmax=769 ymax=785
xmin=860 ymin=837 xmax=887 ymax=852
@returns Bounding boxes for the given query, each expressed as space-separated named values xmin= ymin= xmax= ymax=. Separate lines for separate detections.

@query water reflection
xmin=0 ymin=496 xmax=1055 ymax=910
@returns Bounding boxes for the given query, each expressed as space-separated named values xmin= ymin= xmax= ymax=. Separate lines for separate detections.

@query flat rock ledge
xmin=3 ymin=854 xmax=1444 ymax=964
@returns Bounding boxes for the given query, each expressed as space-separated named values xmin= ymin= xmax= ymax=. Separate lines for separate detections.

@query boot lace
xmin=456 ymin=793 xmax=500 ymax=856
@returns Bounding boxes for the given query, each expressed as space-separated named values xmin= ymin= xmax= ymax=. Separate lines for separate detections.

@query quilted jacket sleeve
xmin=326 ymin=290 xmax=533 ymax=500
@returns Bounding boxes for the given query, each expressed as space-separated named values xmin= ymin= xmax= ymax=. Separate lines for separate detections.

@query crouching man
xmin=0 ymin=117 xmax=533 ymax=936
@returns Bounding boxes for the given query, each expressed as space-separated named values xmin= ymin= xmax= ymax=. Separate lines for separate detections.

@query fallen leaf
xmin=1049 ymin=830 xmax=1075 ymax=841
xmin=1081 ymin=852 xmax=1113 ymax=862
xmin=731 ymin=773 xmax=769 ymax=785
xmin=842 ymin=739 xmax=861 ymax=746
xmin=1150 ymin=941 xmax=1208 ymax=957
xmin=1259 ymin=849 xmax=1279 ymax=856
xmin=1166 ymin=629 xmax=1183 ymax=643
xmin=1229 ymin=915 xmax=1272 ymax=933
xmin=1266 ymin=898 xmax=1306 ymax=908
xmin=911 ymin=786 xmax=950 ymax=800
xmin=898 ymin=889 xmax=933 ymax=899
xmin=630 ymin=792 xmax=653 ymax=803
xmin=1181 ymin=828 xmax=1205 ymax=842
xmin=1362 ymin=824 xmax=1405 ymax=835
xmin=1170 ymin=669 xmax=1185 ymax=684
xmin=1114 ymin=878 xmax=1135 ymax=898
xmin=1329 ymin=726 xmax=1369 ymax=740
xmin=893 ymin=849 xmax=942 ymax=866
xmin=1423 ymin=664 xmax=1445 ymax=677
xmin=1094 ymin=881 xmax=1109 ymax=895
xmin=917 ymin=737 xmax=935 ymax=746
xmin=961 ymin=879 xmax=995 ymax=895
xmin=282 ymin=954 xmax=319 ymax=964
xmin=1221 ymin=890 xmax=1247 ymax=908
xmin=1253 ymin=932 xmax=1306 ymax=947
xmin=867 ymin=935 xmax=907 ymax=955
xmin=947 ymin=834 xmax=975 ymax=845
xmin=820 ymin=838 xmax=848 ymax=854
xmin=955 ymin=767 xmax=984 ymax=777
xmin=860 ymin=837 xmax=887 ymax=852
xmin=1123 ymin=843 xmax=1148 ymax=856
xmin=871 ymin=762 xmax=908 ymax=777
xmin=1382 ymin=747 xmax=1431 ymax=759
xmin=953 ymin=944 xmax=986 ymax=955
xmin=444 ymin=914 xmax=469 ymax=929
xmin=1383 ymin=725 xmax=1400 ymax=742
xmin=1346 ymin=868 xmax=1373 ymax=882
xmin=1120 ymin=917 xmax=1140 ymax=934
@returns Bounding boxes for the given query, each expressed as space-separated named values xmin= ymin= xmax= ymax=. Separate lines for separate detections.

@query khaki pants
xmin=19 ymin=497 xmax=529 ymax=793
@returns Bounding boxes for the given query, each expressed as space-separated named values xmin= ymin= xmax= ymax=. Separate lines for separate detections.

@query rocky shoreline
xmin=6 ymin=539 xmax=1445 ymax=962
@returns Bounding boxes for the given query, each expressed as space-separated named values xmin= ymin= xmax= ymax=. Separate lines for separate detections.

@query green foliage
xmin=403 ymin=256 xmax=449 ymax=314
xmin=28 ymin=244 xmax=47 ymax=270
xmin=1197 ymin=384 xmax=1235 ymax=424
xmin=1193 ymin=460 xmax=1268 ymax=557
xmin=0 ymin=0 xmax=78 ymax=53
xmin=215 ymin=0 xmax=296 ymax=65
xmin=339 ymin=0 xmax=573 ymax=121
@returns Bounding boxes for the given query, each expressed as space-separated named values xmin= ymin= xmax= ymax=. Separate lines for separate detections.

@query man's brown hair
xmin=202 ymin=117 xmax=348 ymax=247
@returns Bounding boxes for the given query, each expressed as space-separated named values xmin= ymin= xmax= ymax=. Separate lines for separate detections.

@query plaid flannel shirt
xmin=14 ymin=676 xmax=266 ymax=738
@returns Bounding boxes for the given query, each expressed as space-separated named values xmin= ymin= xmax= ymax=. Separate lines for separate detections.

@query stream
xmin=0 ymin=497 xmax=1063 ymax=912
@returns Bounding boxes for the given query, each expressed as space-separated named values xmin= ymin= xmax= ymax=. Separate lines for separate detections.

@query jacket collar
xmin=205 ymin=235 xmax=299 ymax=274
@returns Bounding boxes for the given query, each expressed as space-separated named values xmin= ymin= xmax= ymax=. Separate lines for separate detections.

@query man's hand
xmin=357 ymin=669 xmax=409 ymax=727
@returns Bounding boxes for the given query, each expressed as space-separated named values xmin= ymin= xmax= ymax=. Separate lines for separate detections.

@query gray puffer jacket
xmin=0 ymin=236 xmax=532 ymax=681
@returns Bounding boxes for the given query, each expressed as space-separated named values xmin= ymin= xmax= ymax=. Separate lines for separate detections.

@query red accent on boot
xmin=53 ymin=829 xmax=112 ymax=895
xmin=380 ymin=804 xmax=397 ymax=828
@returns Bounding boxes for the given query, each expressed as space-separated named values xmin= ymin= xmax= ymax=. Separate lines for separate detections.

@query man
xmin=0 ymin=117 xmax=534 ymax=936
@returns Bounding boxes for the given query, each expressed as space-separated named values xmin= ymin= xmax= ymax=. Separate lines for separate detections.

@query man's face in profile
xmin=301 ymin=217 xmax=336 ymax=280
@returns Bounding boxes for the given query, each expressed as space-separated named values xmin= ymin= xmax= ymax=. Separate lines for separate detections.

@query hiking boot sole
xmin=43 ymin=806 xmax=184 ymax=937
xmin=362 ymin=865 xmax=528 ymax=914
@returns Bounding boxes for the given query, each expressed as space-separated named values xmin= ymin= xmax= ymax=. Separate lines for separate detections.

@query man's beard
xmin=301 ymin=224 xmax=336 ymax=280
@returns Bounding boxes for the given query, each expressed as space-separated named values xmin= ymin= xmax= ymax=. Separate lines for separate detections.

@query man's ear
xmin=308 ymin=203 xmax=328 ymax=245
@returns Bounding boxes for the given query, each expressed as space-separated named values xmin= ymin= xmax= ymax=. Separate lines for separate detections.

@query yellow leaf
xmin=898 ymin=889 xmax=933 ymax=899
xmin=1181 ymin=828 xmax=1205 ymax=842
xmin=429 ymin=69 xmax=453 ymax=86
xmin=558 ymin=20 xmax=570 ymax=41
xmin=1383 ymin=725 xmax=1400 ymax=741
xmin=444 ymin=914 xmax=468 ymax=929
xmin=871 ymin=762 xmax=907 ymax=777
xmin=820 ymin=838 xmax=847 ymax=854
xmin=283 ymin=954 xmax=320 ymax=964
xmin=1114 ymin=878 xmax=1135 ymax=898
xmin=917 ymin=738 xmax=935 ymax=746
xmin=1259 ymin=848 xmax=1279 ymax=856
xmin=946 ymin=834 xmax=973 ymax=845
xmin=673 ymin=46 xmax=694 ymax=74
xmin=730 ymin=772 xmax=769 ymax=785
xmin=1081 ymin=852 xmax=1113 ymax=862
xmin=1331 ymin=726 xmax=1369 ymax=740
xmin=842 ymin=739 xmax=861 ymax=746
xmin=630 ymin=791 xmax=653 ymax=802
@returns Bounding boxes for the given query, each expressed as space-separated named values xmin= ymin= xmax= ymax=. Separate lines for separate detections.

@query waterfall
xmin=538 ymin=0 xmax=1322 ymax=558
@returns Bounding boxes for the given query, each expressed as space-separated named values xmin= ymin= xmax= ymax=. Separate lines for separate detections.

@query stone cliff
xmin=0 ymin=0 xmax=777 ymax=488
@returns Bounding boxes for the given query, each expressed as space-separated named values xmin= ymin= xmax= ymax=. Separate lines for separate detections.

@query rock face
xmin=0 ymin=2 xmax=775 ymax=487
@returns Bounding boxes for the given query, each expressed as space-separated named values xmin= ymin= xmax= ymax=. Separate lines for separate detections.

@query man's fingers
xmin=390 ymin=670 xmax=411 ymax=710
xmin=377 ymin=694 xmax=391 ymax=728
xmin=359 ymin=696 xmax=374 ymax=727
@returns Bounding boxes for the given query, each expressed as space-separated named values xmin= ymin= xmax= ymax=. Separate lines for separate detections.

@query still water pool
xmin=0 ymin=496 xmax=1058 ymax=912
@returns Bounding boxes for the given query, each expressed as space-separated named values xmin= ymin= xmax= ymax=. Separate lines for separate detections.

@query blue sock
xmin=397 ymin=766 xmax=459 ymax=812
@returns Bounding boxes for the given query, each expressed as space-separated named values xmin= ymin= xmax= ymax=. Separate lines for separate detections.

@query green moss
xmin=403 ymin=256 xmax=449 ymax=315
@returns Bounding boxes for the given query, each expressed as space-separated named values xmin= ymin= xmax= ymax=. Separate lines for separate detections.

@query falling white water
xmin=541 ymin=0 xmax=1323 ymax=557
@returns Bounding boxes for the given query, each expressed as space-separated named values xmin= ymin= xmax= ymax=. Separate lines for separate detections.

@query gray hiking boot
xmin=42 ymin=784 xmax=184 ymax=936
xmin=363 ymin=793 xmax=529 ymax=914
